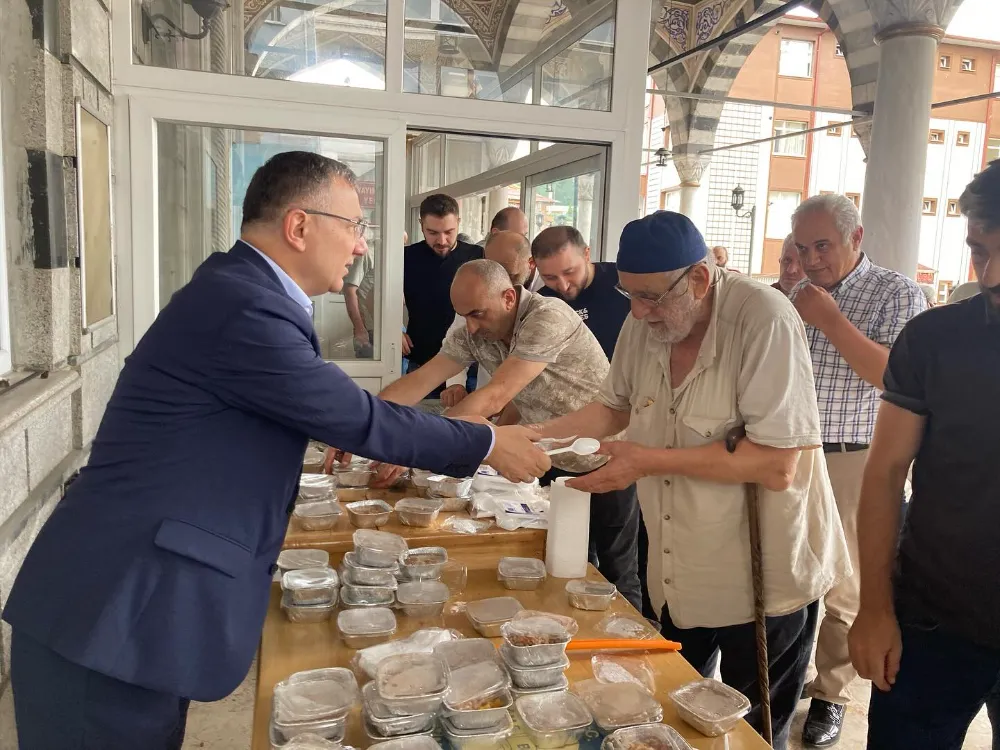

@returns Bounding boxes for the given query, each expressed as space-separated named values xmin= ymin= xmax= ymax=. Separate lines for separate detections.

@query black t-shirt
xmin=403 ymin=239 xmax=483 ymax=367
xmin=538 ymin=262 xmax=630 ymax=361
xmin=882 ymin=294 xmax=1000 ymax=648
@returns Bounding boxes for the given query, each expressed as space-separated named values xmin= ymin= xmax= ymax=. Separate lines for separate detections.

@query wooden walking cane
xmin=725 ymin=424 xmax=773 ymax=747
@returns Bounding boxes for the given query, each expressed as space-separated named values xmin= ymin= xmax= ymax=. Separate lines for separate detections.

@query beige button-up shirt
xmin=599 ymin=271 xmax=850 ymax=628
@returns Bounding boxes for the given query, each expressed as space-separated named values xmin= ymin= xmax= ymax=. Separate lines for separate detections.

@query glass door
xmin=124 ymin=93 xmax=407 ymax=389
xmin=525 ymin=153 xmax=606 ymax=253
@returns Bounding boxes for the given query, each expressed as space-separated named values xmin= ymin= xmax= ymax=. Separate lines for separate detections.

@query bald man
xmin=480 ymin=207 xmax=530 ymax=245
xmin=378 ymin=259 xmax=644 ymax=609
xmin=772 ymin=234 xmax=805 ymax=296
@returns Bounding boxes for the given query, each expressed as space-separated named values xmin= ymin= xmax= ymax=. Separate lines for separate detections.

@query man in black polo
xmin=403 ymin=194 xmax=483 ymax=389
xmin=849 ymin=161 xmax=1000 ymax=748
xmin=531 ymin=226 xmax=652 ymax=620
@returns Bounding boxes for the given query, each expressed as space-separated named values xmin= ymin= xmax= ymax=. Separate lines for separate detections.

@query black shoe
xmin=802 ymin=699 xmax=846 ymax=747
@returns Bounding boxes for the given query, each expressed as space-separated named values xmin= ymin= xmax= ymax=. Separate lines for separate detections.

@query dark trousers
xmin=541 ymin=467 xmax=642 ymax=612
xmin=660 ymin=600 xmax=820 ymax=750
xmin=11 ymin=628 xmax=190 ymax=750
xmin=867 ymin=611 xmax=1000 ymax=750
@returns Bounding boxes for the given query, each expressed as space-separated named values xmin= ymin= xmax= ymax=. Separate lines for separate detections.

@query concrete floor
xmin=182 ymin=665 xmax=993 ymax=750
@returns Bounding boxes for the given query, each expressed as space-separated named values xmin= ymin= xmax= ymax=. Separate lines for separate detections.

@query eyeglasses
xmin=616 ymin=264 xmax=695 ymax=307
xmin=299 ymin=208 xmax=371 ymax=239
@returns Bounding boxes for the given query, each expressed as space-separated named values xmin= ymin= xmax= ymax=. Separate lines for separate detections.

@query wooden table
xmin=253 ymin=558 xmax=769 ymax=750
xmin=283 ymin=489 xmax=547 ymax=567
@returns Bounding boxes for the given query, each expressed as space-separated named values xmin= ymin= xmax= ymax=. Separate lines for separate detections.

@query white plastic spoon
xmin=544 ymin=437 xmax=601 ymax=457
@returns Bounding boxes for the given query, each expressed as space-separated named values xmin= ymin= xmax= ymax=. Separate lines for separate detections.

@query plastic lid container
xmin=273 ymin=733 xmax=345 ymax=749
xmin=443 ymin=661 xmax=510 ymax=711
xmin=426 ymin=475 xmax=474 ymax=498
xmin=601 ymin=723 xmax=695 ymax=750
xmin=499 ymin=644 xmax=569 ymax=689
xmin=669 ymin=678 xmax=751 ymax=737
xmin=341 ymin=567 xmax=397 ymax=589
xmin=497 ymin=557 xmax=546 ymax=579
xmin=339 ymin=584 xmax=394 ymax=608
xmin=293 ymin=500 xmax=343 ymax=530
xmin=396 ymin=580 xmax=450 ymax=617
xmin=515 ymin=691 xmax=593 ymax=748
xmin=280 ymin=591 xmax=336 ymax=622
xmin=277 ymin=549 xmax=330 ymax=573
xmin=273 ymin=668 xmax=358 ymax=724
xmin=375 ymin=653 xmax=448 ymax=701
xmin=395 ymin=497 xmax=444 ymax=527
xmin=363 ymin=736 xmax=442 ymax=750
xmin=465 ymin=597 xmax=524 ymax=638
xmin=345 ymin=500 xmax=393 ymax=530
xmin=354 ymin=628 xmax=461 ymax=679
xmin=342 ymin=550 xmax=400 ymax=578
xmin=440 ymin=712 xmax=514 ymax=748
xmin=361 ymin=682 xmax=436 ymax=737
xmin=398 ymin=547 xmax=448 ymax=580
xmin=354 ymin=529 xmax=407 ymax=554
xmin=503 ymin=613 xmax=577 ymax=645
xmin=566 ymin=579 xmax=617 ymax=611
xmin=282 ymin=567 xmax=339 ymax=591
xmin=335 ymin=468 xmax=374 ymax=488
xmin=591 ymin=654 xmax=657 ymax=695
xmin=442 ymin=690 xmax=514 ymax=733
xmin=510 ymin=674 xmax=569 ymax=699
xmin=433 ymin=638 xmax=500 ymax=672
xmin=572 ymin=679 xmax=663 ymax=732
xmin=338 ymin=607 xmax=397 ymax=638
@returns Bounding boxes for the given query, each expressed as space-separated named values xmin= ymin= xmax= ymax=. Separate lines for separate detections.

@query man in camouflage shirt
xmin=378 ymin=259 xmax=642 ymax=608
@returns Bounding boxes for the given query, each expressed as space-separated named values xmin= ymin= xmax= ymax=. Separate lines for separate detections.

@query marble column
xmin=860 ymin=22 xmax=944 ymax=277
xmin=672 ymin=153 xmax=709 ymax=220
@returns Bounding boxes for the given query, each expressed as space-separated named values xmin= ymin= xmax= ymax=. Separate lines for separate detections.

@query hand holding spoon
xmin=544 ymin=437 xmax=601 ymax=457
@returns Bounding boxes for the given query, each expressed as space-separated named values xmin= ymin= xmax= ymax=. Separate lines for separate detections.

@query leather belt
xmin=822 ymin=442 xmax=869 ymax=453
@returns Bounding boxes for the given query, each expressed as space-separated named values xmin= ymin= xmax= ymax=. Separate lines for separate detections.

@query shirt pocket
xmin=681 ymin=415 xmax=737 ymax=447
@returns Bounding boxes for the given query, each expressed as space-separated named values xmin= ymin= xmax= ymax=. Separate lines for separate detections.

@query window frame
xmin=956 ymin=131 xmax=971 ymax=147
xmin=947 ymin=199 xmax=961 ymax=217
xmin=939 ymin=55 xmax=951 ymax=70
xmin=961 ymin=57 xmax=976 ymax=73
xmin=826 ymin=125 xmax=843 ymax=136
xmin=987 ymin=137 xmax=1000 ymax=164
xmin=778 ymin=38 xmax=815 ymax=78
xmin=772 ymin=119 xmax=809 ymax=157
xmin=834 ymin=44 xmax=844 ymax=57
xmin=922 ymin=197 xmax=938 ymax=215
xmin=0 ymin=86 xmax=11 ymax=376
xmin=846 ymin=192 xmax=861 ymax=209
xmin=928 ymin=129 xmax=945 ymax=144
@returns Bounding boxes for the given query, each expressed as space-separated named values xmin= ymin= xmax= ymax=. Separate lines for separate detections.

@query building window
xmin=826 ymin=125 xmax=843 ymax=136
xmin=773 ymin=120 xmax=809 ymax=156
xmin=947 ymin=199 xmax=961 ymax=217
xmin=0 ymin=88 xmax=10 ymax=376
xmin=956 ymin=131 xmax=971 ymax=147
xmin=835 ymin=44 xmax=844 ymax=57
xmin=922 ymin=198 xmax=938 ymax=215
xmin=846 ymin=192 xmax=861 ymax=209
xmin=988 ymin=137 xmax=1000 ymax=163
xmin=766 ymin=191 xmax=802 ymax=239
xmin=779 ymin=39 xmax=814 ymax=78
xmin=940 ymin=55 xmax=951 ymax=70
xmin=961 ymin=57 xmax=976 ymax=72
xmin=929 ymin=129 xmax=945 ymax=144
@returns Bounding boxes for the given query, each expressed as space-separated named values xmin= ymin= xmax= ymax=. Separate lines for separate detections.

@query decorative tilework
xmin=658 ymin=5 xmax=690 ymax=52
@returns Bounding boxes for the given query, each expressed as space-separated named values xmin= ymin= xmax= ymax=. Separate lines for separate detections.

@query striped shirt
xmin=793 ymin=254 xmax=926 ymax=443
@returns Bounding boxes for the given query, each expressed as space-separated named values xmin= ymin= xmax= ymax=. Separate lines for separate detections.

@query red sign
xmin=357 ymin=181 xmax=376 ymax=209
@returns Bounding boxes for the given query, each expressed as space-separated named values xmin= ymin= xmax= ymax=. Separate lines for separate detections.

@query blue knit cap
xmin=617 ymin=211 xmax=708 ymax=273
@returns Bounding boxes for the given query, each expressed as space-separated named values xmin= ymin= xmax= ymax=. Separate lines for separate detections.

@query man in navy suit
xmin=2 ymin=151 xmax=550 ymax=749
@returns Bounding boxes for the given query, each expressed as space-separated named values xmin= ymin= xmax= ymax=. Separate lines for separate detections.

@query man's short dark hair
xmin=531 ymin=226 xmax=587 ymax=260
xmin=960 ymin=159 xmax=1000 ymax=231
xmin=419 ymin=194 xmax=459 ymax=220
xmin=491 ymin=207 xmax=523 ymax=232
xmin=242 ymin=151 xmax=356 ymax=227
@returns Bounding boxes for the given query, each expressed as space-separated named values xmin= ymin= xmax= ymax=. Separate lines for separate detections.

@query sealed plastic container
xmin=591 ymin=654 xmax=657 ymax=695
xmin=398 ymin=547 xmax=448 ymax=581
xmin=601 ymin=723 xmax=695 ymax=750
xmin=362 ymin=714 xmax=436 ymax=745
xmin=572 ymin=679 xmax=663 ymax=732
xmin=277 ymin=549 xmax=330 ymax=577
xmin=497 ymin=557 xmax=546 ymax=591
xmin=444 ymin=688 xmax=512 ymax=731
xmin=363 ymin=734 xmax=442 ymax=750
xmin=281 ymin=567 xmax=339 ymax=605
xmin=395 ymin=580 xmax=450 ymax=618
xmin=361 ymin=682 xmax=436 ymax=738
xmin=410 ymin=468 xmax=435 ymax=489
xmin=298 ymin=473 xmax=337 ymax=501
xmin=339 ymin=583 xmax=395 ymax=609
xmin=335 ymin=467 xmax=374 ymax=489
xmin=375 ymin=653 xmax=449 ymax=715
xmin=345 ymin=499 xmax=392 ymax=529
xmin=341 ymin=550 xmax=400 ymax=579
xmin=354 ymin=628 xmax=461 ymax=679
xmin=510 ymin=674 xmax=569 ymax=699
xmin=669 ymin=679 xmax=751 ymax=737
xmin=440 ymin=713 xmax=514 ymax=750
xmin=566 ymin=579 xmax=617 ymax=611
xmin=515 ymin=691 xmax=594 ymax=749
xmin=465 ymin=597 xmax=524 ymax=638
xmin=337 ymin=607 xmax=397 ymax=649
xmin=281 ymin=591 xmax=336 ymax=623
xmin=272 ymin=668 xmax=357 ymax=740
xmin=395 ymin=497 xmax=444 ymax=527
xmin=353 ymin=529 xmax=408 ymax=567
xmin=269 ymin=718 xmax=346 ymax=746
xmin=426 ymin=475 xmax=473 ymax=499
xmin=341 ymin=566 xmax=397 ymax=590
xmin=442 ymin=660 xmax=510 ymax=712
xmin=433 ymin=638 xmax=499 ymax=673
xmin=500 ymin=614 xmax=577 ymax=667
xmin=499 ymin=644 xmax=569 ymax=689
xmin=293 ymin=500 xmax=343 ymax=531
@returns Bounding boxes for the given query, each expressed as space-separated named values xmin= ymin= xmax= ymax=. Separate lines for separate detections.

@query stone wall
xmin=0 ymin=0 xmax=117 ymax=745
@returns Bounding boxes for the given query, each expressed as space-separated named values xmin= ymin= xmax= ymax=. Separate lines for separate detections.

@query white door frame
xmin=524 ymin=152 xmax=608 ymax=251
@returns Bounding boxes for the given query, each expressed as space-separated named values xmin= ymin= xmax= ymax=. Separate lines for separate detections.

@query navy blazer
xmin=2 ymin=242 xmax=492 ymax=701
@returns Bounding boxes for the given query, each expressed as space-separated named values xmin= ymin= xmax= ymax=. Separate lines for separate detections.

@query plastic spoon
xmin=544 ymin=437 xmax=601 ymax=457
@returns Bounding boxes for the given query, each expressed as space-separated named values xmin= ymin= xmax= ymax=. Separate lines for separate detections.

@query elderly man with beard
xmin=531 ymin=211 xmax=850 ymax=750
xmin=849 ymin=162 xmax=1000 ymax=749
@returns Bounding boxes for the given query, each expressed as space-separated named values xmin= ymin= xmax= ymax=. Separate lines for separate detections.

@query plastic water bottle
xmin=545 ymin=477 xmax=591 ymax=578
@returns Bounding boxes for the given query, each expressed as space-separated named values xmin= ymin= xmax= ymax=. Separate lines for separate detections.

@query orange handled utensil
xmin=566 ymin=638 xmax=682 ymax=652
